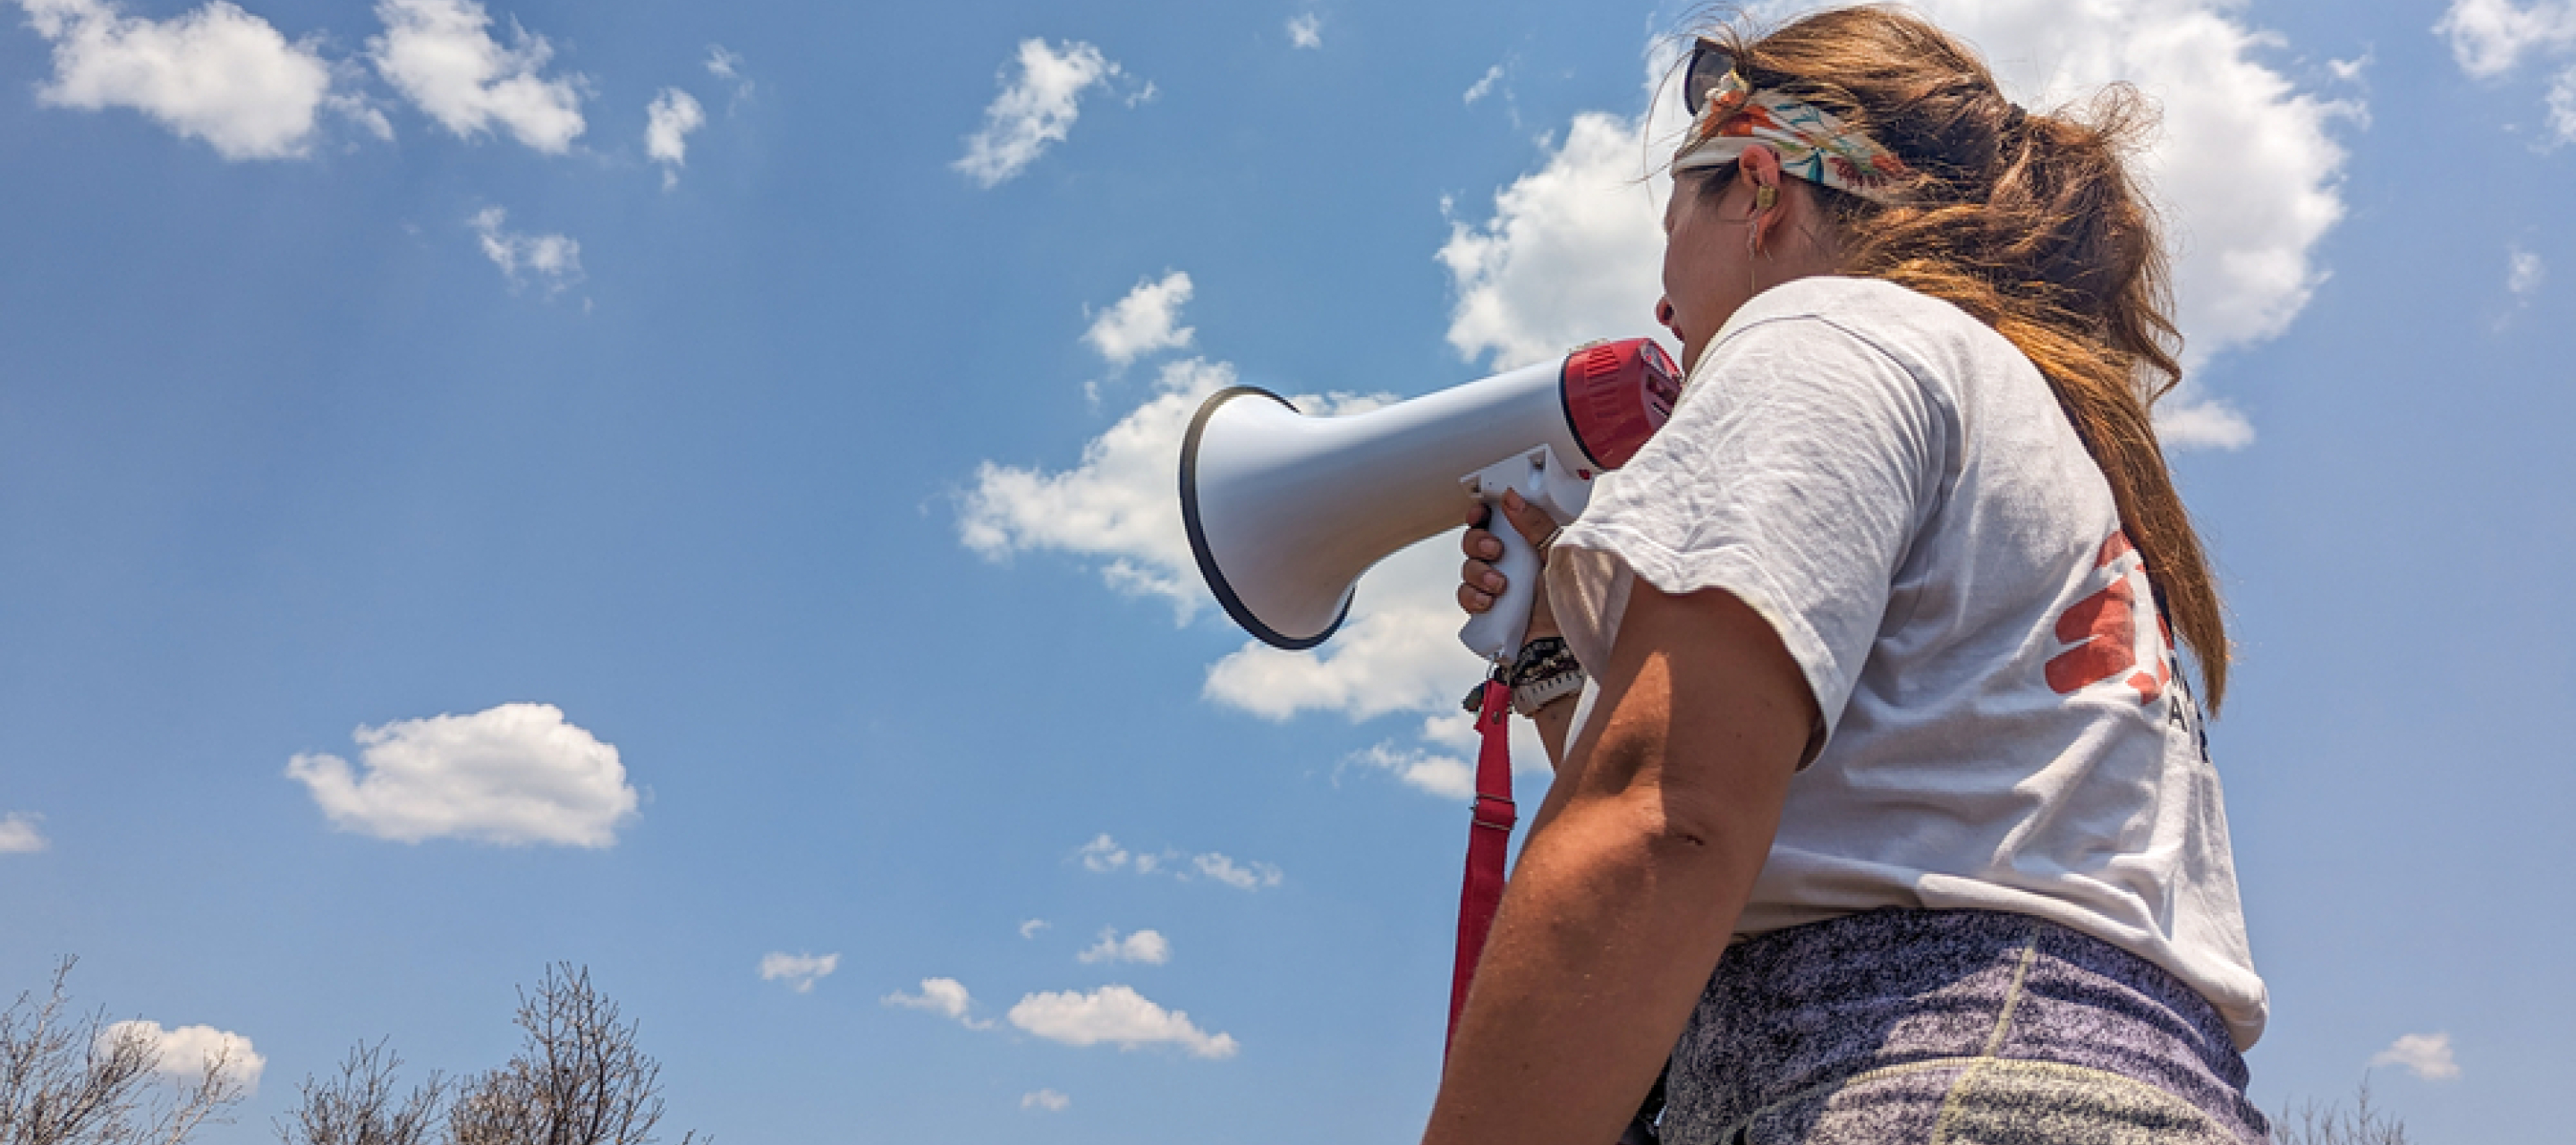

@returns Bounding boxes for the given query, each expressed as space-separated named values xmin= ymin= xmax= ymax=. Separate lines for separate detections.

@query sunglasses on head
xmin=1682 ymin=38 xmax=1737 ymax=117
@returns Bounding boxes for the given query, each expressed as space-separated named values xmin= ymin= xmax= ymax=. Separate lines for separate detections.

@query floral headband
xmin=1673 ymin=66 xmax=1910 ymax=204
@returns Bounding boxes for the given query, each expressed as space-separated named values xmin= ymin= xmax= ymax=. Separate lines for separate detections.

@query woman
xmin=1430 ymin=9 xmax=2267 ymax=1145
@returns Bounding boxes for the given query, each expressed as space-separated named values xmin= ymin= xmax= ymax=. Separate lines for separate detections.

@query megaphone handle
xmin=1459 ymin=500 xmax=1541 ymax=664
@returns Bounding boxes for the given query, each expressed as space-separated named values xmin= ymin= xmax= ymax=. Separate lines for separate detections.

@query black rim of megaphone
xmin=1180 ymin=386 xmax=1351 ymax=651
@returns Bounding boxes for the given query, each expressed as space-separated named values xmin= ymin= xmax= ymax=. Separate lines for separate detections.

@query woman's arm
xmin=1420 ymin=580 xmax=1816 ymax=1145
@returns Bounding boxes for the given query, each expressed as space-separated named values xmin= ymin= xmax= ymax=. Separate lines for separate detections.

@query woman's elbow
xmin=1644 ymin=780 xmax=1780 ymax=881
xmin=1567 ymin=731 xmax=1792 ymax=878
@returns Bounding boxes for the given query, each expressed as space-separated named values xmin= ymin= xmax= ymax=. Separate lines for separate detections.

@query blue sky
xmin=2 ymin=0 xmax=2570 ymax=1141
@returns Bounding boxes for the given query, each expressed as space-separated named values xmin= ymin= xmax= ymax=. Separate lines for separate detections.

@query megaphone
xmin=1180 ymin=338 xmax=1682 ymax=664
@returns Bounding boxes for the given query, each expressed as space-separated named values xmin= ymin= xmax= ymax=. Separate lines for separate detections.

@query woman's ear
xmin=1738 ymin=144 xmax=1787 ymax=250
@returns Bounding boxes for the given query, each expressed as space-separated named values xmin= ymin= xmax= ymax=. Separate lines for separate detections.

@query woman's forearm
xmin=1530 ymin=695 xmax=1575 ymax=770
xmin=1519 ymin=599 xmax=1576 ymax=771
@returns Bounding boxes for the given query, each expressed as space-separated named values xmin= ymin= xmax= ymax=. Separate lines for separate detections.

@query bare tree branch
xmin=2275 ymin=1075 xmax=2414 ymax=1145
xmin=446 ymin=965 xmax=698 ymax=1145
xmin=2 ymin=957 xmax=247 ymax=1145
xmin=275 ymin=1039 xmax=445 ymax=1145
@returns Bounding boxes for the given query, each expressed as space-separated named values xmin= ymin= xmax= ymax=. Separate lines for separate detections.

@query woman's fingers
xmin=1461 ymin=525 xmax=1505 ymax=563
xmin=1460 ymin=493 xmax=1558 ymax=617
xmin=1465 ymin=493 xmax=1556 ymax=550
xmin=1462 ymin=556 xmax=1506 ymax=596
xmin=1459 ymin=554 xmax=1507 ymax=614
xmin=1498 ymin=488 xmax=1556 ymax=545
xmin=1457 ymin=582 xmax=1495 ymax=614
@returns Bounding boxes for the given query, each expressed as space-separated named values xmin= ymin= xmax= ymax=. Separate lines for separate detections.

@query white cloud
xmin=1436 ymin=106 xmax=1672 ymax=374
xmin=1076 ymin=833 xmax=1135 ymax=872
xmin=1286 ymin=13 xmax=1322 ymax=50
xmin=101 ymin=1021 xmax=264 ymax=1094
xmin=0 ymin=812 xmax=47 ymax=853
xmin=1463 ymin=64 xmax=1504 ymax=106
xmin=1187 ymin=530 xmax=1578 ymax=796
xmin=704 ymin=44 xmax=750 ymax=106
xmin=1191 ymin=852 xmax=1282 ymax=890
xmin=2552 ymin=65 xmax=2576 ymax=140
xmin=468 ymin=206 xmax=581 ymax=292
xmin=1084 ymin=271 xmax=1197 ymax=368
xmin=758 ymin=952 xmax=841 ymax=993
xmin=1021 ymin=1089 xmax=1072 ymax=1112
xmin=883 ymin=977 xmax=992 ymax=1029
xmin=958 ymin=357 xmax=1230 ymax=617
xmin=1020 ymin=918 xmax=1050 ymax=938
xmin=369 ymin=0 xmax=584 ymax=153
xmin=14 ymin=0 xmax=340 ymax=159
xmin=337 ymin=92 xmax=394 ymax=141
xmin=2150 ymin=399 xmax=2257 ymax=450
xmin=2369 ymin=1031 xmax=2462 ymax=1081
xmin=2495 ymin=245 xmax=2547 ymax=330
xmin=956 ymin=350 xmax=1394 ymax=623
xmin=1200 ymin=538 xmax=1488 ymax=722
xmin=2438 ymin=0 xmax=2576 ymax=78
xmin=1343 ymin=707 xmax=1554 ymax=801
xmin=284 ymin=702 xmax=636 ymax=847
xmin=705 ymin=44 xmax=741 ymax=81
xmin=1348 ymin=740 xmax=1475 ymax=801
xmin=1006 ymin=985 xmax=1238 ymax=1059
xmin=644 ymin=87 xmax=703 ymax=188
xmin=1072 ymin=835 xmax=1284 ymax=888
xmin=2440 ymin=1 xmax=2576 ymax=143
xmin=1440 ymin=2 xmax=2355 ymax=450
xmin=2512 ymin=247 xmax=2546 ymax=297
xmin=954 ymin=38 xmax=1127 ymax=188
xmin=1078 ymin=928 xmax=1171 ymax=965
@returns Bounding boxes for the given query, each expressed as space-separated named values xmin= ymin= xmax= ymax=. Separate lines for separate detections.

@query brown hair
xmin=1699 ymin=5 xmax=2230 ymax=709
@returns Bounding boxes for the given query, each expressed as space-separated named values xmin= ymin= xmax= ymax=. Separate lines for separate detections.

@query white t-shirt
xmin=1548 ymin=276 xmax=2267 ymax=1048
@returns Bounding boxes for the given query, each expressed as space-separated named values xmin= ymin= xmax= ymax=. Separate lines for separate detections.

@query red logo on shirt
xmin=2046 ymin=532 xmax=2170 ymax=704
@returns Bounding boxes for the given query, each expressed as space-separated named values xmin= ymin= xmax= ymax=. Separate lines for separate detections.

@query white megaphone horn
xmin=1180 ymin=338 xmax=1682 ymax=665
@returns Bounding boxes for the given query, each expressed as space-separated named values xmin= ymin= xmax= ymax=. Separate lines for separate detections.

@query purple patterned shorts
xmin=1657 ymin=909 xmax=2268 ymax=1145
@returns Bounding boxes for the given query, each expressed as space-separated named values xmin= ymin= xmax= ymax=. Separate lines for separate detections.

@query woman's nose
xmin=1655 ymin=297 xmax=1678 ymax=332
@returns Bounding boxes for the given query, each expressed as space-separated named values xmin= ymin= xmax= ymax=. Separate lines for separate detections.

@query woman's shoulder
xmin=1723 ymin=276 xmax=2035 ymax=394
xmin=1727 ymin=276 xmax=1987 ymax=341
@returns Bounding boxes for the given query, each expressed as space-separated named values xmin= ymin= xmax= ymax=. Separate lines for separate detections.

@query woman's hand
xmin=1458 ymin=488 xmax=1561 ymax=640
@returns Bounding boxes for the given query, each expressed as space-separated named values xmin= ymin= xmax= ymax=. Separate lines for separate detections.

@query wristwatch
xmin=1513 ymin=669 xmax=1586 ymax=717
